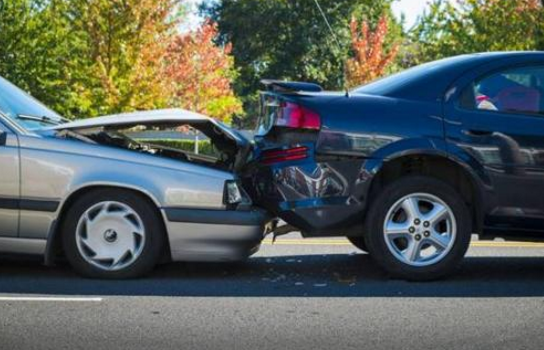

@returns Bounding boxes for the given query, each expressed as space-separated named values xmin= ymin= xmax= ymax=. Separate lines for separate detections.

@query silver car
xmin=0 ymin=76 xmax=271 ymax=279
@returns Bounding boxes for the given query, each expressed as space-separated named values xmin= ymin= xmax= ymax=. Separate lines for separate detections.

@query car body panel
xmin=444 ymin=53 xmax=544 ymax=234
xmin=0 ymin=237 xmax=46 ymax=255
xmin=0 ymin=93 xmax=269 ymax=262
xmin=164 ymin=207 xmax=271 ymax=261
xmin=0 ymin=131 xmax=20 ymax=237
xmin=250 ymin=52 xmax=544 ymax=240
xmin=250 ymin=89 xmax=446 ymax=235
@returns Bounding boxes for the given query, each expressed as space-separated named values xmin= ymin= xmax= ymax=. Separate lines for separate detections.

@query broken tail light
xmin=260 ymin=146 xmax=309 ymax=165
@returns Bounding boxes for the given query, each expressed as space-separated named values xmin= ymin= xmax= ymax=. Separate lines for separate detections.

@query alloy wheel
xmin=383 ymin=193 xmax=457 ymax=267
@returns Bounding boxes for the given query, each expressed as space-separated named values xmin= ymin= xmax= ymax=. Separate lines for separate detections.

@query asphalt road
xmin=2 ymin=233 xmax=544 ymax=350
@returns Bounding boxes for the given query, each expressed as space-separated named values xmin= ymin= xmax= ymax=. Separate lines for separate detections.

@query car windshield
xmin=0 ymin=76 xmax=64 ymax=130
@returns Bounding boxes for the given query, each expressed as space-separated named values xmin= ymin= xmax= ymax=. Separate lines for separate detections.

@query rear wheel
xmin=62 ymin=189 xmax=165 ymax=279
xmin=364 ymin=176 xmax=471 ymax=281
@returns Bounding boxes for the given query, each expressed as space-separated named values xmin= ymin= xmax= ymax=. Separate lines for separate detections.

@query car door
xmin=0 ymin=119 xmax=20 ymax=237
xmin=445 ymin=63 xmax=544 ymax=232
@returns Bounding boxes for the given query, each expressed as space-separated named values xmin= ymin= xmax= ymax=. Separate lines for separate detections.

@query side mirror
xmin=0 ymin=131 xmax=7 ymax=146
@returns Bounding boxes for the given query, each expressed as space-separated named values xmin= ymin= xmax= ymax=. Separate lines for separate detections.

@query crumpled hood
xmin=48 ymin=108 xmax=211 ymax=131
xmin=47 ymin=108 xmax=250 ymax=146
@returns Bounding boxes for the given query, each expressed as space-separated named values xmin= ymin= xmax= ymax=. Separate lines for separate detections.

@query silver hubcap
xmin=383 ymin=193 xmax=457 ymax=267
xmin=76 ymin=201 xmax=145 ymax=271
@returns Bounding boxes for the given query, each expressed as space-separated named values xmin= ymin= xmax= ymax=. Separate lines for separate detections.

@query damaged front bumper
xmin=162 ymin=207 xmax=274 ymax=262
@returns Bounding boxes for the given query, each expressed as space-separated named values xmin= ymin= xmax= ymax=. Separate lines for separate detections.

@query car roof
xmin=353 ymin=51 xmax=544 ymax=101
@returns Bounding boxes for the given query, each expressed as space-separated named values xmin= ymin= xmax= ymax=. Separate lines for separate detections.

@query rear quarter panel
xmin=249 ymin=94 xmax=446 ymax=235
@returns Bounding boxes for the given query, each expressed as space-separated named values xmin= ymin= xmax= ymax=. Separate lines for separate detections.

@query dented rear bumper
xmin=244 ymin=148 xmax=370 ymax=235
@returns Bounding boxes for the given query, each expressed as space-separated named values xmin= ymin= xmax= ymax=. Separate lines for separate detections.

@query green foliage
xmin=0 ymin=0 xmax=182 ymax=118
xmin=11 ymin=0 xmax=544 ymax=126
xmin=205 ymin=0 xmax=401 ymax=92
xmin=0 ymin=0 xmax=247 ymax=123
xmin=408 ymin=0 xmax=544 ymax=66
xmin=62 ymin=0 xmax=181 ymax=117
xmin=0 ymin=0 xmax=85 ymax=115
xmin=203 ymin=0 xmax=401 ymax=127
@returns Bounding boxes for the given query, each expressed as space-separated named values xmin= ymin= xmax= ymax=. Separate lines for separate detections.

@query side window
xmin=464 ymin=66 xmax=544 ymax=115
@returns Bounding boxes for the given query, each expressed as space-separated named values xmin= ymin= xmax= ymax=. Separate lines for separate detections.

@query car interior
xmin=475 ymin=68 xmax=544 ymax=114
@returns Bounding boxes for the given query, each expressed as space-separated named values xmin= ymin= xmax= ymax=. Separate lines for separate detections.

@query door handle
xmin=462 ymin=129 xmax=493 ymax=137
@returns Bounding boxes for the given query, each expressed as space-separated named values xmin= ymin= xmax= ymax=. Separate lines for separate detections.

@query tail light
xmin=260 ymin=146 xmax=309 ymax=165
xmin=276 ymin=102 xmax=321 ymax=130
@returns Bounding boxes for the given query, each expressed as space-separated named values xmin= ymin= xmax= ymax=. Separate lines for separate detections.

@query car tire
xmin=364 ymin=176 xmax=471 ymax=281
xmin=347 ymin=236 xmax=368 ymax=253
xmin=62 ymin=189 xmax=165 ymax=279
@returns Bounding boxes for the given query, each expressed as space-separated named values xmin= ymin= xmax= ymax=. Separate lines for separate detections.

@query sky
xmin=181 ymin=0 xmax=437 ymax=32
xmin=392 ymin=0 xmax=433 ymax=29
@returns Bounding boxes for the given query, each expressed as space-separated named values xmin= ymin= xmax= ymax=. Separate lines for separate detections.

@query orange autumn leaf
xmin=164 ymin=20 xmax=242 ymax=123
xmin=346 ymin=14 xmax=399 ymax=88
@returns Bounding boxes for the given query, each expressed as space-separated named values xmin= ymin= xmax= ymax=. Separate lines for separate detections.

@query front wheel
xmin=62 ymin=189 xmax=165 ymax=279
xmin=364 ymin=176 xmax=471 ymax=281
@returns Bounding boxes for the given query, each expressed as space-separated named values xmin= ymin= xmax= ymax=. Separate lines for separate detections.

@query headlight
xmin=224 ymin=180 xmax=250 ymax=206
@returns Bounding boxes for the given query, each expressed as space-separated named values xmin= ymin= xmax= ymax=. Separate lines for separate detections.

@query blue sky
xmin=182 ymin=0 xmax=436 ymax=32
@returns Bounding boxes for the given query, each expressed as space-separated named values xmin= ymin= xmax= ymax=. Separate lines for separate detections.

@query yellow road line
xmin=262 ymin=239 xmax=544 ymax=248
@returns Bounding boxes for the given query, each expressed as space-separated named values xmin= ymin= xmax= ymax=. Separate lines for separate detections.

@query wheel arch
xmin=44 ymin=184 xmax=170 ymax=266
xmin=364 ymin=151 xmax=486 ymax=235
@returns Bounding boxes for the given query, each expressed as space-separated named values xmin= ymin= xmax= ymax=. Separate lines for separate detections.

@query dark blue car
xmin=245 ymin=51 xmax=544 ymax=280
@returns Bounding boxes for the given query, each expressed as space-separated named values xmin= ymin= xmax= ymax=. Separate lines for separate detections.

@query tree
xmin=0 ymin=0 xmax=183 ymax=118
xmin=68 ymin=0 xmax=181 ymax=117
xmin=410 ymin=0 xmax=544 ymax=66
xmin=0 ymin=0 xmax=84 ymax=115
xmin=202 ymin=0 xmax=401 ymax=127
xmin=164 ymin=20 xmax=242 ymax=123
xmin=346 ymin=14 xmax=399 ymax=87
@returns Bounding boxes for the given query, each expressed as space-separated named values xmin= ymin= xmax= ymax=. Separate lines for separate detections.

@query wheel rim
xmin=75 ymin=201 xmax=146 ymax=272
xmin=383 ymin=193 xmax=457 ymax=267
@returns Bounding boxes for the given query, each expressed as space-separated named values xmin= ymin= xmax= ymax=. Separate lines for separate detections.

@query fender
xmin=361 ymin=137 xmax=491 ymax=187
xmin=357 ymin=137 xmax=491 ymax=233
xmin=43 ymin=181 xmax=165 ymax=266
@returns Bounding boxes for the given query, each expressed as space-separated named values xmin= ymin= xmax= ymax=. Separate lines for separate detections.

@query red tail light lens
xmin=276 ymin=102 xmax=321 ymax=130
xmin=261 ymin=146 xmax=309 ymax=165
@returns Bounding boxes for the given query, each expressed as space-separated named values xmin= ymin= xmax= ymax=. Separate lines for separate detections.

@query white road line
xmin=0 ymin=297 xmax=102 ymax=302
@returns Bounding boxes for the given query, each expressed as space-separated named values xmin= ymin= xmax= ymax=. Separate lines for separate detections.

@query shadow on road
xmin=1 ymin=254 xmax=544 ymax=298
xmin=0 ymin=254 xmax=544 ymax=297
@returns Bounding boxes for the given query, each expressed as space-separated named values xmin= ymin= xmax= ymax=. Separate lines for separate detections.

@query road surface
xmin=1 ymin=234 xmax=544 ymax=350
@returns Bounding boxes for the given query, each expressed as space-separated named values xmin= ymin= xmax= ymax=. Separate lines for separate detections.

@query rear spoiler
xmin=261 ymin=79 xmax=323 ymax=93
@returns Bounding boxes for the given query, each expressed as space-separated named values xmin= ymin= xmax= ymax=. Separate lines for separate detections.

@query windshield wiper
xmin=17 ymin=114 xmax=66 ymax=126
